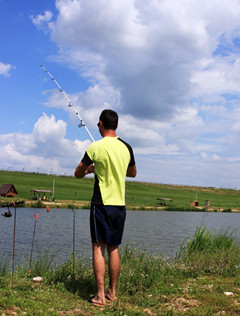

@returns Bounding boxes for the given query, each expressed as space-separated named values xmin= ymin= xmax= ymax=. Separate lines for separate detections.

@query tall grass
xmin=177 ymin=225 xmax=240 ymax=276
xmin=0 ymin=256 xmax=10 ymax=276
xmin=118 ymin=244 xmax=179 ymax=298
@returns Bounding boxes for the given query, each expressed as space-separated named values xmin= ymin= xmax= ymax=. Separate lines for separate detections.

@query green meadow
xmin=0 ymin=170 xmax=239 ymax=209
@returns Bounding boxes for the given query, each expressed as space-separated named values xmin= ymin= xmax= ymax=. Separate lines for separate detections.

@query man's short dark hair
xmin=100 ymin=109 xmax=118 ymax=130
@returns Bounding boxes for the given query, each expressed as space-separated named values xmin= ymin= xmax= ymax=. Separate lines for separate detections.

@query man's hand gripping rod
xmin=40 ymin=65 xmax=95 ymax=142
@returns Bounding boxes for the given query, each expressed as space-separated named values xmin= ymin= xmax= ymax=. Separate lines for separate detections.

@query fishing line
xmin=40 ymin=65 xmax=95 ymax=142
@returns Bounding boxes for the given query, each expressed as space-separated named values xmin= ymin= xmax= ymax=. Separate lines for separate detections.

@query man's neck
xmin=102 ymin=129 xmax=117 ymax=137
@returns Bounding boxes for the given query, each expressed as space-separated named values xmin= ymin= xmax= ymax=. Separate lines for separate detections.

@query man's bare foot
xmin=88 ymin=296 xmax=106 ymax=307
xmin=105 ymin=290 xmax=117 ymax=302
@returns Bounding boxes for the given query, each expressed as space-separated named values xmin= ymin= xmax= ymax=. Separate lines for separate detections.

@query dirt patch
xmin=166 ymin=297 xmax=198 ymax=312
xmin=58 ymin=308 xmax=92 ymax=315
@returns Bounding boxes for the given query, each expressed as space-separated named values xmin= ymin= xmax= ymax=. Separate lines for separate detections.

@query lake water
xmin=1 ymin=208 xmax=240 ymax=267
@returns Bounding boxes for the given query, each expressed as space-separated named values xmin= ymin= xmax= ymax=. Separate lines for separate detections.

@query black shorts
xmin=90 ymin=204 xmax=126 ymax=246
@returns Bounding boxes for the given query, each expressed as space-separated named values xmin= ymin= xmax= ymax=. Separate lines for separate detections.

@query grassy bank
xmin=1 ymin=226 xmax=240 ymax=315
xmin=0 ymin=170 xmax=240 ymax=210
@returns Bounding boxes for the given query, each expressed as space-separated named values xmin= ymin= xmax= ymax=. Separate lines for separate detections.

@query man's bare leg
xmin=106 ymin=245 xmax=120 ymax=300
xmin=91 ymin=242 xmax=106 ymax=304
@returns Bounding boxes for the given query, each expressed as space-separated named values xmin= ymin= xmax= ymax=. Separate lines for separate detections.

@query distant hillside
xmin=0 ymin=170 xmax=239 ymax=209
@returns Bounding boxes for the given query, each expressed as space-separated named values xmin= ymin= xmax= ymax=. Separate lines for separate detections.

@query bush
xmin=223 ymin=208 xmax=232 ymax=212
xmin=67 ymin=204 xmax=77 ymax=209
xmin=30 ymin=200 xmax=44 ymax=208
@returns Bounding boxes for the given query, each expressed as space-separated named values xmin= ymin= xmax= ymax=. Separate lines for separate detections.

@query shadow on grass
xmin=2 ymin=253 xmax=97 ymax=300
xmin=54 ymin=273 xmax=96 ymax=300
xmin=45 ymin=256 xmax=96 ymax=300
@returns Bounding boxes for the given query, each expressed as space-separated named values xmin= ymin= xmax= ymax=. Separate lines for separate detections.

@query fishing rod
xmin=40 ymin=65 xmax=95 ymax=142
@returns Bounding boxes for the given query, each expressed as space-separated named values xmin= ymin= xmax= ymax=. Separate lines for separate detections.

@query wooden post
xmin=12 ymin=206 xmax=17 ymax=284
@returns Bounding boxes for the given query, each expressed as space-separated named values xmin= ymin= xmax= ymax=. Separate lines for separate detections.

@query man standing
xmin=75 ymin=109 xmax=137 ymax=306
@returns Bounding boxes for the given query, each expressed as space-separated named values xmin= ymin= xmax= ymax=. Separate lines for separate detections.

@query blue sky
xmin=1 ymin=0 xmax=240 ymax=188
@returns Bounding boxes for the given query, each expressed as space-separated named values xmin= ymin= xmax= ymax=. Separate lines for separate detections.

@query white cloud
xmin=30 ymin=11 xmax=53 ymax=31
xmin=201 ymin=151 xmax=208 ymax=159
xmin=191 ymin=56 xmax=240 ymax=97
xmin=47 ymin=0 xmax=240 ymax=121
xmin=0 ymin=61 xmax=15 ymax=77
xmin=0 ymin=114 xmax=90 ymax=174
xmin=213 ymin=154 xmax=221 ymax=161
xmin=31 ymin=0 xmax=240 ymax=188
xmin=136 ymin=153 xmax=240 ymax=189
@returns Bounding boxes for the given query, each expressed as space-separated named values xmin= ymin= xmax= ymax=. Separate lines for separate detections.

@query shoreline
xmin=4 ymin=199 xmax=239 ymax=212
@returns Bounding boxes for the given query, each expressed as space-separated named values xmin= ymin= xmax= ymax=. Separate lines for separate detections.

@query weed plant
xmin=28 ymin=252 xmax=56 ymax=277
xmin=177 ymin=225 xmax=240 ymax=276
xmin=0 ymin=256 xmax=9 ymax=276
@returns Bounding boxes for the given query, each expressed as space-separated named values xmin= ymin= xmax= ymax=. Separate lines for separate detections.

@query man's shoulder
xmin=88 ymin=138 xmax=104 ymax=149
xmin=117 ymin=138 xmax=133 ymax=150
xmin=86 ymin=139 xmax=104 ymax=161
xmin=88 ymin=137 xmax=133 ymax=151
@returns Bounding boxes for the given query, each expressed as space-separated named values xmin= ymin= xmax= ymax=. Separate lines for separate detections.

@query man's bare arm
xmin=126 ymin=165 xmax=137 ymax=178
xmin=74 ymin=162 xmax=94 ymax=178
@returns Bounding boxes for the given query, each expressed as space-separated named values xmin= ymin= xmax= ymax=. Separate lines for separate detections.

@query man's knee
xmin=93 ymin=241 xmax=106 ymax=256
xmin=93 ymin=241 xmax=106 ymax=248
xmin=107 ymin=244 xmax=118 ymax=254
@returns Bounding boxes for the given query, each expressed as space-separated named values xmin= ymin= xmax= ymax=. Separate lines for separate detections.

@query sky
xmin=0 ymin=0 xmax=240 ymax=189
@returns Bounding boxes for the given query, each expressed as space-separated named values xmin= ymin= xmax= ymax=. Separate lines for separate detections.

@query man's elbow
xmin=74 ymin=169 xmax=80 ymax=178
xmin=74 ymin=166 xmax=84 ymax=178
xmin=127 ymin=166 xmax=137 ymax=178
xmin=132 ymin=169 xmax=137 ymax=178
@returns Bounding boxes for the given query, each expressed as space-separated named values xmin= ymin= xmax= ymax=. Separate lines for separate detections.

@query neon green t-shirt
xmin=86 ymin=136 xmax=134 ymax=206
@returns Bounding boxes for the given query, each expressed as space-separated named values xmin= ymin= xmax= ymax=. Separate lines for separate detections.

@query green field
xmin=0 ymin=170 xmax=239 ymax=209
